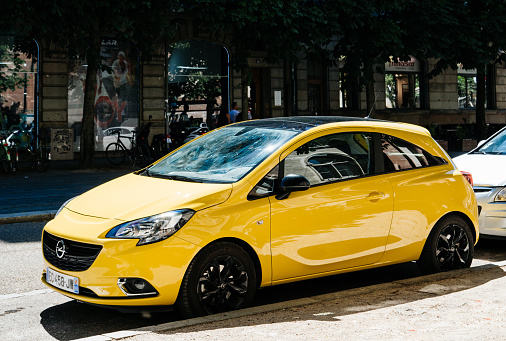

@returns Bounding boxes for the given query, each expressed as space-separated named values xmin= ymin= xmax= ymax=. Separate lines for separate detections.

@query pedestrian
xmin=229 ymin=102 xmax=240 ymax=123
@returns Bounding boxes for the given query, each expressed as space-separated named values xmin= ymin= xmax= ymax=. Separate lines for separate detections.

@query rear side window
xmin=283 ymin=132 xmax=374 ymax=186
xmin=381 ymin=134 xmax=445 ymax=172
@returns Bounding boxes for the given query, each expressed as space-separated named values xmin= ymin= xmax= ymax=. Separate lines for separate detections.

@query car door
xmin=269 ymin=131 xmax=394 ymax=282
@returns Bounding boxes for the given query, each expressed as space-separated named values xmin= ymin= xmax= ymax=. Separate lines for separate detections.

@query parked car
xmin=182 ymin=124 xmax=209 ymax=144
xmin=42 ymin=116 xmax=478 ymax=318
xmin=453 ymin=126 xmax=506 ymax=238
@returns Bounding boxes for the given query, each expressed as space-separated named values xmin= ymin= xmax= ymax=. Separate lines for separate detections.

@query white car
xmin=98 ymin=126 xmax=136 ymax=151
xmin=453 ymin=126 xmax=506 ymax=238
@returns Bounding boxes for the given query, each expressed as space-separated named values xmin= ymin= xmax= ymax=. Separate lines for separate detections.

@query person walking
xmin=229 ymin=102 xmax=240 ymax=123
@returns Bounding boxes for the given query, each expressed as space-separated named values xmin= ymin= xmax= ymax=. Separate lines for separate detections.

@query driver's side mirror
xmin=477 ymin=139 xmax=486 ymax=148
xmin=275 ymin=174 xmax=310 ymax=200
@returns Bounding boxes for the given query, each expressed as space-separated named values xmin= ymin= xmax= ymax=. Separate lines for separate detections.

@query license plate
xmin=46 ymin=267 xmax=79 ymax=294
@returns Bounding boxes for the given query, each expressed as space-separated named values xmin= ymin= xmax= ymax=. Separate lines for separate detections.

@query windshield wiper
xmin=148 ymin=173 xmax=203 ymax=183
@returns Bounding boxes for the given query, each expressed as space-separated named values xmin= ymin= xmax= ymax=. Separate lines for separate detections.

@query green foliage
xmin=0 ymin=45 xmax=28 ymax=103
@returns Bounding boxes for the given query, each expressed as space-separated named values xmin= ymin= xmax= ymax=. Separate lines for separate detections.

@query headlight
xmin=55 ymin=196 xmax=77 ymax=217
xmin=106 ymin=209 xmax=195 ymax=246
xmin=495 ymin=187 xmax=506 ymax=202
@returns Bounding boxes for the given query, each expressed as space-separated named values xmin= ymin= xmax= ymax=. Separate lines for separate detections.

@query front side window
xmin=146 ymin=126 xmax=298 ymax=183
xmin=382 ymin=134 xmax=444 ymax=172
xmin=283 ymin=132 xmax=374 ymax=186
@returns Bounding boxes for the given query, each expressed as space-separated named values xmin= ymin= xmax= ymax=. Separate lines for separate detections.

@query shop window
xmin=385 ymin=73 xmax=420 ymax=109
xmin=67 ymin=38 xmax=139 ymax=152
xmin=167 ymin=40 xmax=229 ymax=128
xmin=0 ymin=34 xmax=38 ymax=136
xmin=384 ymin=56 xmax=423 ymax=109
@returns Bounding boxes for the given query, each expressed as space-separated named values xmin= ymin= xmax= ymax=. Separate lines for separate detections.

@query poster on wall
xmin=68 ymin=38 xmax=138 ymax=152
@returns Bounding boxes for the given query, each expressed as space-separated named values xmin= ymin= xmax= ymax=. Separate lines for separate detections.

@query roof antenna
xmin=365 ymin=90 xmax=382 ymax=119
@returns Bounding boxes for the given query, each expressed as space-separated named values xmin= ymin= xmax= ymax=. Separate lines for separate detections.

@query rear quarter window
xmin=381 ymin=134 xmax=446 ymax=172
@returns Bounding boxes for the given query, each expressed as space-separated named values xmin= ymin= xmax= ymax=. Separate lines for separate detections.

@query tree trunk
xmin=79 ymin=32 xmax=101 ymax=168
xmin=475 ymin=66 xmax=487 ymax=141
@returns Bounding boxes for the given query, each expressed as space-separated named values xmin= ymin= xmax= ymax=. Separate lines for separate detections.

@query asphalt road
xmin=1 ymin=221 xmax=506 ymax=341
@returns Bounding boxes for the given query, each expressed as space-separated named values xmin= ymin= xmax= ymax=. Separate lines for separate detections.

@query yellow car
xmin=41 ymin=116 xmax=478 ymax=317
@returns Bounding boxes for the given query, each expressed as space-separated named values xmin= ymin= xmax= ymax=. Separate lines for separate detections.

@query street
xmin=1 ymin=221 xmax=506 ymax=340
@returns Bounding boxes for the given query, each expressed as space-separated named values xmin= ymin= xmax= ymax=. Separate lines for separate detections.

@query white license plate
xmin=46 ymin=267 xmax=79 ymax=294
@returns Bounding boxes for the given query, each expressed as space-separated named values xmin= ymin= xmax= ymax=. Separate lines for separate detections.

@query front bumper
xmin=475 ymin=186 xmax=506 ymax=237
xmin=41 ymin=210 xmax=200 ymax=308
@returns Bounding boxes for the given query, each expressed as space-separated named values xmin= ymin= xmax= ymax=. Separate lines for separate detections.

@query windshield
xmin=474 ymin=128 xmax=506 ymax=155
xmin=145 ymin=126 xmax=299 ymax=183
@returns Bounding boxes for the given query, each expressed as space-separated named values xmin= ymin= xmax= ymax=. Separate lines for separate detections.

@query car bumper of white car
xmin=475 ymin=186 xmax=506 ymax=238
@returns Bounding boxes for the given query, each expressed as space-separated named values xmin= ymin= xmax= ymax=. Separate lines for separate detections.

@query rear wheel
xmin=36 ymin=144 xmax=50 ymax=172
xmin=106 ymin=143 xmax=126 ymax=165
xmin=176 ymin=242 xmax=257 ymax=318
xmin=133 ymin=143 xmax=151 ymax=167
xmin=417 ymin=215 xmax=474 ymax=274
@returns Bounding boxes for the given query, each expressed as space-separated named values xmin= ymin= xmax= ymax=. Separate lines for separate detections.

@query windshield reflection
xmin=474 ymin=128 xmax=506 ymax=155
xmin=145 ymin=126 xmax=299 ymax=183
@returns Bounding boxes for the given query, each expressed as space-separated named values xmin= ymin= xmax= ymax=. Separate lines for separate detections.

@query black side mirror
xmin=275 ymin=174 xmax=310 ymax=200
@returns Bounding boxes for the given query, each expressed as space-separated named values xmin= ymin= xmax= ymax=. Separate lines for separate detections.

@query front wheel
xmin=417 ymin=215 xmax=474 ymax=275
xmin=176 ymin=242 xmax=257 ymax=318
xmin=106 ymin=143 xmax=126 ymax=165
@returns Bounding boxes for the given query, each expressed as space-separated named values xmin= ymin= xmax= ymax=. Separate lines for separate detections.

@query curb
xmin=0 ymin=211 xmax=56 ymax=225
xmin=72 ymin=260 xmax=506 ymax=341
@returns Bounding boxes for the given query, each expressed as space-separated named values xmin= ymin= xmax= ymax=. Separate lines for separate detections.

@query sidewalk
xmin=0 ymin=158 xmax=137 ymax=224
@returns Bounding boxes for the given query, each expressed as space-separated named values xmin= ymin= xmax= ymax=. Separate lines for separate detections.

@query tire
xmin=36 ymin=145 xmax=50 ymax=172
xmin=106 ymin=143 xmax=126 ymax=165
xmin=176 ymin=242 xmax=257 ymax=318
xmin=417 ymin=215 xmax=474 ymax=275
xmin=17 ymin=148 xmax=34 ymax=170
xmin=134 ymin=143 xmax=151 ymax=167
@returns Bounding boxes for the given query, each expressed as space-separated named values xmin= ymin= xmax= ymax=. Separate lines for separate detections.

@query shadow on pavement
xmin=40 ymin=301 xmax=179 ymax=341
xmin=0 ymin=221 xmax=45 ymax=243
xmin=475 ymin=238 xmax=506 ymax=262
xmin=38 ymin=257 xmax=506 ymax=340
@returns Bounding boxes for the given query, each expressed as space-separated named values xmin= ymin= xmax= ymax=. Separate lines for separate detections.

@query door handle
xmin=367 ymin=191 xmax=385 ymax=202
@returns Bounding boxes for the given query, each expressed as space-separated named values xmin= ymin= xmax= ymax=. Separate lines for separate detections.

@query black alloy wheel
xmin=436 ymin=223 xmax=471 ymax=271
xmin=197 ymin=255 xmax=249 ymax=315
xmin=177 ymin=242 xmax=257 ymax=318
xmin=417 ymin=215 xmax=474 ymax=274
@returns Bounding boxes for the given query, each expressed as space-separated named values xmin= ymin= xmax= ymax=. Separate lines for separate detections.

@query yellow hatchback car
xmin=41 ymin=117 xmax=478 ymax=317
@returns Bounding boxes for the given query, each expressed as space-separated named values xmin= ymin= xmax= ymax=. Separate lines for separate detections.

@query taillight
xmin=460 ymin=171 xmax=473 ymax=186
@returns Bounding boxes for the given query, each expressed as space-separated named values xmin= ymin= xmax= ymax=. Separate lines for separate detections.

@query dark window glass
xmin=284 ymin=132 xmax=374 ymax=186
xmin=381 ymin=134 xmax=443 ymax=172
xmin=248 ymin=165 xmax=279 ymax=200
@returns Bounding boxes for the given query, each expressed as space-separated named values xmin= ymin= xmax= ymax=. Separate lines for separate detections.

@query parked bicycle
xmin=105 ymin=130 xmax=151 ymax=167
xmin=10 ymin=128 xmax=50 ymax=172
xmin=0 ymin=133 xmax=17 ymax=175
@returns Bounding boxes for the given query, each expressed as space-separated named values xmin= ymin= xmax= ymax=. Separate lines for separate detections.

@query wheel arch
xmin=196 ymin=237 xmax=263 ymax=288
xmin=434 ymin=211 xmax=477 ymax=244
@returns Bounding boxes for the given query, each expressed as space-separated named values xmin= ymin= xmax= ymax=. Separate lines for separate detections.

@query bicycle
xmin=0 ymin=133 xmax=17 ymax=175
xmin=105 ymin=130 xmax=152 ymax=167
xmin=10 ymin=128 xmax=50 ymax=172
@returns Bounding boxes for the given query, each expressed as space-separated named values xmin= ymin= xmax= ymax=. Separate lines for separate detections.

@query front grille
xmin=43 ymin=231 xmax=103 ymax=272
xmin=473 ymin=187 xmax=493 ymax=193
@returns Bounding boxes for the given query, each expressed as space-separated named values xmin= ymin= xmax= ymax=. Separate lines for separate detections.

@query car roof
xmin=232 ymin=116 xmax=429 ymax=136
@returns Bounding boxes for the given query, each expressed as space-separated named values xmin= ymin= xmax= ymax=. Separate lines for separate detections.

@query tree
xmin=1 ymin=0 xmax=176 ymax=168
xmin=180 ymin=0 xmax=333 ymax=117
xmin=0 ymin=44 xmax=28 ymax=105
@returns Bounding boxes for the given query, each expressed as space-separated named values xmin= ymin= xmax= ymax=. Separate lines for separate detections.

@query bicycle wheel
xmin=36 ymin=144 xmax=50 ymax=172
xmin=17 ymin=147 xmax=35 ymax=170
xmin=133 ymin=143 xmax=151 ymax=167
xmin=106 ymin=143 xmax=126 ymax=165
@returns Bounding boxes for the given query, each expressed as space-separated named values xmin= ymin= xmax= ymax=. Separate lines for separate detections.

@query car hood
xmin=66 ymin=173 xmax=233 ymax=221
xmin=453 ymin=154 xmax=506 ymax=187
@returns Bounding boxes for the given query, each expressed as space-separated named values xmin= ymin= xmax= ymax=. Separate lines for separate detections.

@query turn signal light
xmin=460 ymin=171 xmax=473 ymax=186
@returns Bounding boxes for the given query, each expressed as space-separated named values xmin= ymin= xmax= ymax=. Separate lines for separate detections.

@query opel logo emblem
xmin=56 ymin=240 xmax=66 ymax=259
